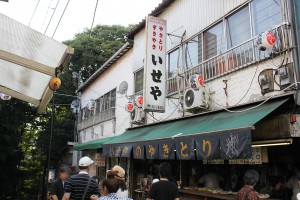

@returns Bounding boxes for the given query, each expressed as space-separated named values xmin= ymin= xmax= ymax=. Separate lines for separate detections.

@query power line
xmin=90 ymin=0 xmax=99 ymax=34
xmin=41 ymin=0 xmax=54 ymax=32
xmin=44 ymin=0 xmax=61 ymax=35
xmin=28 ymin=0 xmax=41 ymax=27
xmin=52 ymin=0 xmax=71 ymax=38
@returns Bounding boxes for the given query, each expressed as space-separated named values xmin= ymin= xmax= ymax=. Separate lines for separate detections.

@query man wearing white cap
xmin=63 ymin=156 xmax=100 ymax=200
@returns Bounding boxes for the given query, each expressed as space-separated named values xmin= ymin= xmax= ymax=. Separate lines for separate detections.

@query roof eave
xmin=127 ymin=0 xmax=176 ymax=39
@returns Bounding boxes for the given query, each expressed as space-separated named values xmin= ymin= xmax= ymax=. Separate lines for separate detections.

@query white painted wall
xmin=79 ymin=0 xmax=291 ymax=142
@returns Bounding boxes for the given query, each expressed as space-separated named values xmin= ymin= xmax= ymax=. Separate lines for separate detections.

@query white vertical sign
xmin=143 ymin=16 xmax=166 ymax=112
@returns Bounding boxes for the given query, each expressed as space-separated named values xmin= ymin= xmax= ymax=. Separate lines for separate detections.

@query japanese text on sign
xmin=143 ymin=16 xmax=166 ymax=112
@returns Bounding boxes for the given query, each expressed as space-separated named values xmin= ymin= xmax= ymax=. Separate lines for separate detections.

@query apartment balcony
xmin=77 ymin=107 xmax=115 ymax=131
xmin=166 ymin=23 xmax=292 ymax=96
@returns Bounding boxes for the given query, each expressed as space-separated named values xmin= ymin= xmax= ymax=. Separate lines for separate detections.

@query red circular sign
xmin=125 ymin=103 xmax=134 ymax=112
xmin=198 ymin=75 xmax=204 ymax=86
xmin=266 ymin=32 xmax=275 ymax=46
xmin=137 ymin=96 xmax=143 ymax=105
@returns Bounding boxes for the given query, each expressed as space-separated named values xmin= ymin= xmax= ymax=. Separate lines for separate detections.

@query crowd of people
xmin=50 ymin=156 xmax=300 ymax=200
xmin=49 ymin=157 xmax=180 ymax=200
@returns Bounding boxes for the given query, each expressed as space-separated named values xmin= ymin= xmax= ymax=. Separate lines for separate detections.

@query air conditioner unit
xmin=130 ymin=108 xmax=145 ymax=124
xmin=183 ymin=88 xmax=209 ymax=112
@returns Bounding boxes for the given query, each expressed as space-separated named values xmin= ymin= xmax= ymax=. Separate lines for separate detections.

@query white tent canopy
xmin=0 ymin=13 xmax=74 ymax=113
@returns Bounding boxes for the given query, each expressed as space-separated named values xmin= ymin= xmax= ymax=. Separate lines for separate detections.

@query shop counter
xmin=179 ymin=189 xmax=235 ymax=200
xmin=179 ymin=189 xmax=280 ymax=200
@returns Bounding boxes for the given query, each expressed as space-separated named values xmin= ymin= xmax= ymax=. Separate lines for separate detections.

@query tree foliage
xmin=0 ymin=24 xmax=131 ymax=198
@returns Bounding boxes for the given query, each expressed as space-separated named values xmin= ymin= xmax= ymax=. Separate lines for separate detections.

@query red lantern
xmin=256 ymin=31 xmax=276 ymax=51
xmin=136 ymin=95 xmax=143 ymax=108
xmin=125 ymin=102 xmax=134 ymax=112
xmin=190 ymin=74 xmax=204 ymax=90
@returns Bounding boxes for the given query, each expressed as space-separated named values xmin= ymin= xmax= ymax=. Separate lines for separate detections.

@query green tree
xmin=0 ymin=24 xmax=131 ymax=199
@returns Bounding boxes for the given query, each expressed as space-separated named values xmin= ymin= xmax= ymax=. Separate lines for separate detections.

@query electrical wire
xmin=28 ymin=0 xmax=41 ymax=27
xmin=52 ymin=0 xmax=71 ymax=38
xmin=44 ymin=0 xmax=61 ymax=34
xmin=41 ymin=0 xmax=54 ymax=32
xmin=204 ymin=82 xmax=299 ymax=113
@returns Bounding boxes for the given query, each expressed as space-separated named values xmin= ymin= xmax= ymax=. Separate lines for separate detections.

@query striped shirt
xmin=65 ymin=173 xmax=100 ymax=200
xmin=98 ymin=193 xmax=132 ymax=200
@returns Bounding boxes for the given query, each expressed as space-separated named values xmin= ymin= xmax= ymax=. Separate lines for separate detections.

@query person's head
xmin=58 ymin=166 xmax=70 ymax=180
xmin=92 ymin=176 xmax=100 ymax=184
xmin=111 ymin=165 xmax=127 ymax=191
xmin=159 ymin=162 xmax=172 ymax=179
xmin=243 ymin=169 xmax=259 ymax=186
xmin=102 ymin=171 xmax=119 ymax=196
xmin=78 ymin=156 xmax=94 ymax=171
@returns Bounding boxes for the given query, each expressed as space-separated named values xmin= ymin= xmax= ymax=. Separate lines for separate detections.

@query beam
xmin=0 ymin=86 xmax=40 ymax=105
xmin=37 ymin=48 xmax=73 ymax=114
xmin=0 ymin=49 xmax=55 ymax=76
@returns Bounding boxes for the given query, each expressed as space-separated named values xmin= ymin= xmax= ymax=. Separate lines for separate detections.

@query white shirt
xmin=116 ymin=189 xmax=128 ymax=198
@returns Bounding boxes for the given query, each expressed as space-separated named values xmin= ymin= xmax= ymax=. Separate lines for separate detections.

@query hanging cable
xmin=28 ymin=0 xmax=41 ymax=27
xmin=44 ymin=0 xmax=61 ymax=34
xmin=41 ymin=0 xmax=54 ymax=32
xmin=204 ymin=82 xmax=299 ymax=113
xmin=52 ymin=0 xmax=71 ymax=38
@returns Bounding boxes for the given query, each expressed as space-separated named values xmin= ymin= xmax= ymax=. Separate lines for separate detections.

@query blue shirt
xmin=98 ymin=193 xmax=132 ymax=200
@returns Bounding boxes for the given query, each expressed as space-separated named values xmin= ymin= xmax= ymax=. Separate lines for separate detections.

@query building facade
xmin=73 ymin=0 xmax=300 ymax=197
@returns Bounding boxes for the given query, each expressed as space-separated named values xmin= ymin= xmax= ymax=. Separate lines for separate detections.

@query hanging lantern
xmin=189 ymin=74 xmax=204 ymax=90
xmin=256 ymin=31 xmax=276 ymax=51
xmin=135 ymin=95 xmax=143 ymax=108
xmin=0 ymin=93 xmax=11 ymax=100
xmin=125 ymin=102 xmax=134 ymax=112
xmin=49 ymin=77 xmax=61 ymax=91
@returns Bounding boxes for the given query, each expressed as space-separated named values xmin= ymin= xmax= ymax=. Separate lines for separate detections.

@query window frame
xmin=134 ymin=67 xmax=144 ymax=94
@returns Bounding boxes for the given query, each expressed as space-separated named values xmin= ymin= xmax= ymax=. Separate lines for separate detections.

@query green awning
xmin=104 ymin=98 xmax=288 ymax=145
xmin=74 ymin=136 xmax=117 ymax=151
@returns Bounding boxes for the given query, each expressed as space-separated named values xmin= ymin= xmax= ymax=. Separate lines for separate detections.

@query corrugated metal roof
xmin=77 ymin=41 xmax=133 ymax=92
xmin=127 ymin=0 xmax=176 ymax=39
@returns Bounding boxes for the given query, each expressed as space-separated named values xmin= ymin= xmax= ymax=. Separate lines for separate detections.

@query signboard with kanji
xmin=143 ymin=16 xmax=166 ymax=112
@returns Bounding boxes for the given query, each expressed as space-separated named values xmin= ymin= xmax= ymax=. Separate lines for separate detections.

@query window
xmin=134 ymin=68 xmax=144 ymax=93
xmin=185 ymin=36 xmax=199 ymax=69
xmin=227 ymin=6 xmax=251 ymax=48
xmin=252 ymin=0 xmax=281 ymax=35
xmin=83 ymin=107 xmax=89 ymax=119
xmin=95 ymin=98 xmax=101 ymax=114
xmin=204 ymin=22 xmax=224 ymax=60
xmin=226 ymin=6 xmax=252 ymax=68
xmin=168 ymin=48 xmax=179 ymax=77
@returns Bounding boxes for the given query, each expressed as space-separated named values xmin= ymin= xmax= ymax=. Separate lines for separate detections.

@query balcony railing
xmin=77 ymin=107 xmax=115 ymax=131
xmin=167 ymin=23 xmax=291 ymax=96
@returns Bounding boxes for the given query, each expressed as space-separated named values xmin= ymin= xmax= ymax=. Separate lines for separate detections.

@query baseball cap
xmin=79 ymin=156 xmax=94 ymax=167
xmin=112 ymin=165 xmax=125 ymax=179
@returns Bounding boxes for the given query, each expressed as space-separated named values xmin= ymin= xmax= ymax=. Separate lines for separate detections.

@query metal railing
xmin=166 ymin=23 xmax=291 ymax=96
xmin=77 ymin=107 xmax=116 ymax=131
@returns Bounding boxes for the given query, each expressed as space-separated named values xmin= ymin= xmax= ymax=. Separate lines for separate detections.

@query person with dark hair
xmin=111 ymin=165 xmax=128 ymax=198
xmin=236 ymin=169 xmax=259 ymax=200
xmin=146 ymin=162 xmax=179 ymax=200
xmin=63 ymin=156 xmax=100 ymax=200
xmin=90 ymin=171 xmax=132 ymax=200
xmin=50 ymin=166 xmax=70 ymax=200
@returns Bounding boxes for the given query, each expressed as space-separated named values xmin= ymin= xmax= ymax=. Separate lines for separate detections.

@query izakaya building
xmin=72 ymin=0 xmax=300 ymax=199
